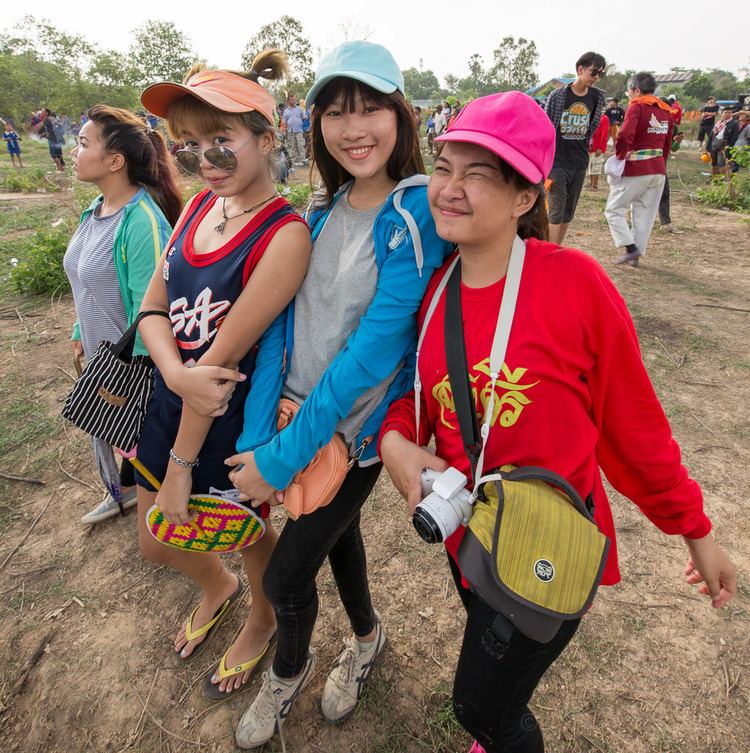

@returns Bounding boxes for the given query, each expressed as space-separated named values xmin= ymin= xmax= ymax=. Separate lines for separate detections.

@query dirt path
xmin=0 ymin=184 xmax=748 ymax=753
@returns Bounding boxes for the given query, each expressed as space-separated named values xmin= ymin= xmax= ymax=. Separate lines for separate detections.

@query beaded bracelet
xmin=169 ymin=448 xmax=199 ymax=469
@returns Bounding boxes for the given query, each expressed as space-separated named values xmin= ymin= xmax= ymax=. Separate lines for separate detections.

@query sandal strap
xmin=185 ymin=594 xmax=233 ymax=642
xmin=216 ymin=638 xmax=273 ymax=681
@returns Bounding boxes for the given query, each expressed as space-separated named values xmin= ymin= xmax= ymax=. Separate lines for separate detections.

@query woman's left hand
xmin=683 ymin=532 xmax=737 ymax=608
xmin=225 ymin=451 xmax=277 ymax=506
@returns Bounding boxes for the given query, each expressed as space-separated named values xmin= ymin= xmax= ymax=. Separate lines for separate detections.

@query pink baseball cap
xmin=435 ymin=91 xmax=556 ymax=184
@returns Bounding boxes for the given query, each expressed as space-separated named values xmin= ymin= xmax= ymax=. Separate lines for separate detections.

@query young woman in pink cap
xmin=379 ymin=91 xmax=736 ymax=753
xmin=133 ymin=50 xmax=311 ymax=699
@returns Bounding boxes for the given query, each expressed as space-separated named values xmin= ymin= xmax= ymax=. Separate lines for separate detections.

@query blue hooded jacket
xmin=236 ymin=175 xmax=453 ymax=490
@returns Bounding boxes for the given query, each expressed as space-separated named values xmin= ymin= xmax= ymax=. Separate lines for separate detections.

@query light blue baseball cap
xmin=306 ymin=41 xmax=405 ymax=108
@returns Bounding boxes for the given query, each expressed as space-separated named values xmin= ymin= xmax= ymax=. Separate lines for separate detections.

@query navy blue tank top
xmin=151 ymin=190 xmax=302 ymax=442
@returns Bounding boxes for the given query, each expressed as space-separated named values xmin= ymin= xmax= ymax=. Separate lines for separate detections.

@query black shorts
xmin=548 ymin=166 xmax=587 ymax=224
xmin=49 ymin=143 xmax=63 ymax=158
xmin=135 ymin=375 xmax=247 ymax=495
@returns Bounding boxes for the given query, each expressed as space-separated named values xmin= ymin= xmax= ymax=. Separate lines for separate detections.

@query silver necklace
xmin=214 ymin=191 xmax=278 ymax=234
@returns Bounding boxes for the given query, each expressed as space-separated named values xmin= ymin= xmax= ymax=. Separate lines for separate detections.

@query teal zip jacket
xmin=237 ymin=175 xmax=453 ymax=490
xmin=71 ymin=187 xmax=172 ymax=355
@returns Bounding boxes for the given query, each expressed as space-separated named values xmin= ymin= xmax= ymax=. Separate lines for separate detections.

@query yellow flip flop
xmin=202 ymin=633 xmax=277 ymax=701
xmin=179 ymin=579 xmax=243 ymax=661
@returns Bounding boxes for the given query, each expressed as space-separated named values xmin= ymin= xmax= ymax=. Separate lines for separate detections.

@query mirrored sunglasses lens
xmin=204 ymin=146 xmax=238 ymax=171
xmin=175 ymin=150 xmax=201 ymax=174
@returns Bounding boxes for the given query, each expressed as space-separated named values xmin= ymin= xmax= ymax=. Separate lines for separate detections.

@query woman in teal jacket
xmin=63 ymin=105 xmax=180 ymax=525
xmin=225 ymin=42 xmax=452 ymax=748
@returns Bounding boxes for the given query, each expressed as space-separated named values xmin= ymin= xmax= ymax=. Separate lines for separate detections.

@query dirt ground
xmin=0 ymin=164 xmax=748 ymax=753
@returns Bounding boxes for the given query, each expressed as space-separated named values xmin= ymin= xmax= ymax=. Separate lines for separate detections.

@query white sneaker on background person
xmin=80 ymin=488 xmax=137 ymax=525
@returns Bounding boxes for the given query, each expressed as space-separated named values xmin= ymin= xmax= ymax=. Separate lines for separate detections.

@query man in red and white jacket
xmin=604 ymin=71 xmax=673 ymax=266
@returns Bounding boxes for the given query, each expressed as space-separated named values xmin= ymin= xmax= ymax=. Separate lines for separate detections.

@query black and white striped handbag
xmin=62 ymin=310 xmax=170 ymax=452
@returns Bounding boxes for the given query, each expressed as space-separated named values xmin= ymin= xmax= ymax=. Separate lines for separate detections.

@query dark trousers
xmin=120 ymin=457 xmax=135 ymax=487
xmin=263 ymin=462 xmax=381 ymax=678
xmin=448 ymin=556 xmax=580 ymax=753
xmin=698 ymin=121 xmax=713 ymax=150
xmin=658 ymin=175 xmax=671 ymax=226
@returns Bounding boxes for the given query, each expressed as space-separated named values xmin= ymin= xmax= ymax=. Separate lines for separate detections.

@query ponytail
xmin=86 ymin=105 xmax=183 ymax=226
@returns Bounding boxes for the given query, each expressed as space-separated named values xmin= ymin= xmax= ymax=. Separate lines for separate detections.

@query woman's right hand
xmin=380 ymin=430 xmax=448 ymax=515
xmin=166 ymin=365 xmax=246 ymax=416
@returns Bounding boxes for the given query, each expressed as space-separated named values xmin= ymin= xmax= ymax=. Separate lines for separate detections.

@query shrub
xmin=10 ymin=225 xmax=73 ymax=295
xmin=697 ymin=174 xmax=750 ymax=212
xmin=3 ymin=166 xmax=61 ymax=194
xmin=281 ymin=182 xmax=313 ymax=210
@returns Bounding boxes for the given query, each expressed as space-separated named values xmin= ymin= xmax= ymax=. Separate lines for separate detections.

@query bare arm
xmin=156 ymin=221 xmax=311 ymax=524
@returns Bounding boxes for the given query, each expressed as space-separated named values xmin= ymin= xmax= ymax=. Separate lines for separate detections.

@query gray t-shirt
xmin=284 ymin=192 xmax=400 ymax=448
xmin=63 ymin=203 xmax=126 ymax=358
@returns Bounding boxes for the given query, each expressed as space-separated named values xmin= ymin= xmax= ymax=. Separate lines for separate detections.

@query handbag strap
xmin=444 ymin=236 xmax=526 ymax=490
xmin=111 ymin=309 xmax=171 ymax=360
xmin=413 ymin=255 xmax=460 ymax=443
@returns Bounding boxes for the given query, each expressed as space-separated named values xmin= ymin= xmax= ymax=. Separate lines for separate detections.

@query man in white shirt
xmin=434 ymin=104 xmax=447 ymax=137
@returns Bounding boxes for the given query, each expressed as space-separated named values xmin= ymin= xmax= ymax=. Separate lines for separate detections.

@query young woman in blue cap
xmin=226 ymin=40 xmax=452 ymax=747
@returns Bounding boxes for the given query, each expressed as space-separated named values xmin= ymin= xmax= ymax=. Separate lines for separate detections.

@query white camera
xmin=413 ymin=468 xmax=473 ymax=544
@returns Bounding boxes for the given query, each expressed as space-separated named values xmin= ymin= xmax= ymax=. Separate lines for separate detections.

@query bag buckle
xmin=347 ymin=437 xmax=371 ymax=469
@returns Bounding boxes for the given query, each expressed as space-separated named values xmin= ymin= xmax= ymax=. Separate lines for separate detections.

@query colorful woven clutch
xmin=146 ymin=497 xmax=265 ymax=553
xmin=131 ymin=457 xmax=265 ymax=553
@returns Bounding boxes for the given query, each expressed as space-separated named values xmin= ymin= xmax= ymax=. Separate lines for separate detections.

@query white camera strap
xmin=413 ymin=235 xmax=526 ymax=493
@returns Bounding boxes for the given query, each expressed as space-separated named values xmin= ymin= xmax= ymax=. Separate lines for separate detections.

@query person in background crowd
xmin=604 ymin=97 xmax=625 ymax=148
xmin=38 ymin=109 xmax=66 ymax=172
xmin=544 ymin=51 xmax=606 ymax=245
xmin=414 ymin=105 xmax=423 ymax=132
xmin=658 ymin=124 xmax=684 ymax=233
xmin=447 ymin=101 xmax=462 ymax=129
xmin=698 ymin=96 xmax=719 ymax=152
xmin=3 ymin=123 xmax=24 ymax=168
xmin=710 ymin=107 xmax=739 ymax=178
xmin=282 ymin=93 xmax=307 ymax=166
xmin=604 ymin=72 xmax=673 ymax=266
xmin=587 ymin=113 xmax=609 ymax=190
xmin=426 ymin=107 xmax=436 ymax=154
xmin=434 ymin=103 xmax=447 ymax=138
xmin=666 ymin=95 xmax=682 ymax=126
xmin=299 ymin=98 xmax=311 ymax=160
xmin=729 ymin=110 xmax=750 ymax=168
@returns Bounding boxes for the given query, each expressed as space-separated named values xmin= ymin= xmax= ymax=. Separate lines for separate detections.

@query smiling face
xmin=428 ymin=142 xmax=537 ymax=249
xmin=179 ymin=123 xmax=272 ymax=197
xmin=320 ymin=93 xmax=398 ymax=187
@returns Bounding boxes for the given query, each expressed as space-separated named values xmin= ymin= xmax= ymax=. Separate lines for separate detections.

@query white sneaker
xmin=80 ymin=488 xmax=137 ymax=525
xmin=236 ymin=650 xmax=316 ymax=749
xmin=321 ymin=614 xmax=386 ymax=724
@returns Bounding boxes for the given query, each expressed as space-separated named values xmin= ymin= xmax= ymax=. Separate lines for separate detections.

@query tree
xmin=598 ymin=64 xmax=632 ymax=100
xmin=128 ymin=20 xmax=199 ymax=86
xmin=444 ymin=74 xmax=461 ymax=97
xmin=402 ymin=67 xmax=440 ymax=99
xmin=488 ymin=36 xmax=539 ymax=92
xmin=241 ymin=16 xmax=313 ymax=93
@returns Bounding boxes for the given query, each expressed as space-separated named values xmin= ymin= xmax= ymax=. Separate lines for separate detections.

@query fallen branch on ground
xmin=0 ymin=470 xmax=45 ymax=485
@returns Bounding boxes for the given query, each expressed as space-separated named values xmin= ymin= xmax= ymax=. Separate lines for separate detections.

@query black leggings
xmin=448 ymin=555 xmax=580 ymax=753
xmin=263 ymin=462 xmax=381 ymax=678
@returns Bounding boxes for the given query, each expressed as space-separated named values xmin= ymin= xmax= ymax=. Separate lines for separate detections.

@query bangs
xmin=315 ymin=77 xmax=401 ymax=114
xmin=166 ymin=95 xmax=251 ymax=140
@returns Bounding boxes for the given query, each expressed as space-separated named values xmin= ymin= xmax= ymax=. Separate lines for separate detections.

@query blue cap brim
xmin=306 ymin=71 xmax=400 ymax=108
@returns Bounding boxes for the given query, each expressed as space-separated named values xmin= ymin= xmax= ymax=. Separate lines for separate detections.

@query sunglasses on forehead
xmin=174 ymin=137 xmax=254 ymax=175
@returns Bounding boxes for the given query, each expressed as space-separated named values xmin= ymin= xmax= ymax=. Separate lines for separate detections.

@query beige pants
xmin=287 ymin=131 xmax=306 ymax=164
xmin=604 ymin=173 xmax=665 ymax=255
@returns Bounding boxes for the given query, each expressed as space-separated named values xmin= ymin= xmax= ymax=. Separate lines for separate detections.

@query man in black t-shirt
xmin=698 ymin=96 xmax=719 ymax=152
xmin=545 ymin=51 xmax=607 ymax=245
xmin=604 ymin=98 xmax=625 ymax=148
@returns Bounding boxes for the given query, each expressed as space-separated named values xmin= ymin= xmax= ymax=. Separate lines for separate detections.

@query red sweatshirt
xmin=380 ymin=240 xmax=711 ymax=586
xmin=589 ymin=114 xmax=609 ymax=154
xmin=616 ymin=101 xmax=673 ymax=177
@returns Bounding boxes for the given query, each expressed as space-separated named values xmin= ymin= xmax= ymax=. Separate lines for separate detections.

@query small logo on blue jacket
xmin=388 ymin=225 xmax=408 ymax=250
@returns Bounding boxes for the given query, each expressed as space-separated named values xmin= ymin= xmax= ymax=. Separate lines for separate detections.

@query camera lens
xmin=413 ymin=508 xmax=443 ymax=543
